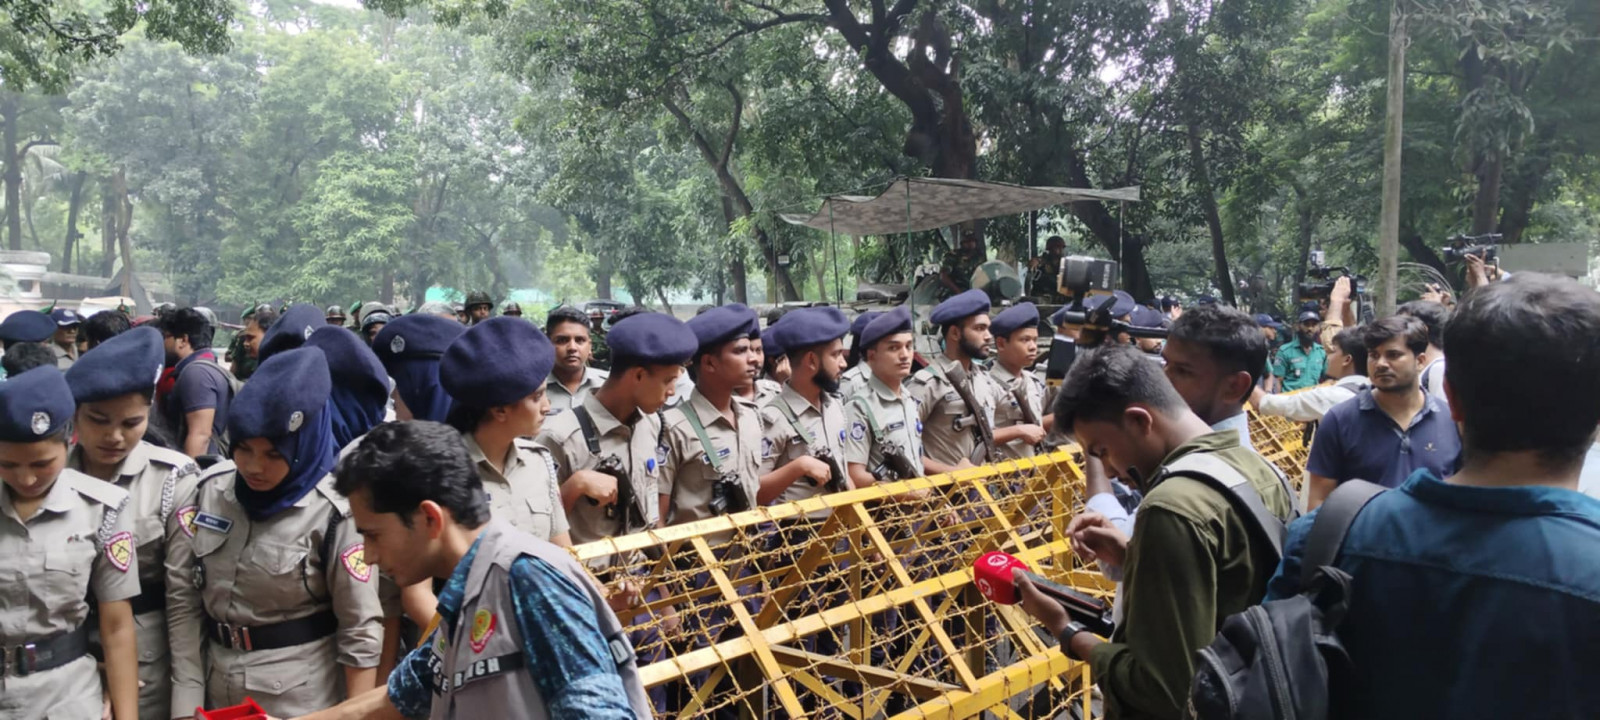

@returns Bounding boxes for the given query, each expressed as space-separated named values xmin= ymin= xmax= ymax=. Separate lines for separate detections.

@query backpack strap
xmin=572 ymin=405 xmax=603 ymax=456
xmin=1298 ymin=479 xmax=1385 ymax=587
xmin=1161 ymin=452 xmax=1287 ymax=560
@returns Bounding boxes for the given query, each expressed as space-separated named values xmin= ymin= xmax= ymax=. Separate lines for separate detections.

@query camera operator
xmin=1249 ymin=326 xmax=1369 ymax=422
xmin=1016 ymin=345 xmax=1294 ymax=720
xmin=1264 ymin=274 xmax=1600 ymax=718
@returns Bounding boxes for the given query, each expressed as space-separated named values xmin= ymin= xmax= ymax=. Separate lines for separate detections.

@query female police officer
xmin=165 ymin=348 xmax=382 ymax=719
xmin=372 ymin=314 xmax=462 ymax=424
xmin=0 ymin=366 xmax=141 ymax=719
xmin=64 ymin=326 xmax=201 ymax=719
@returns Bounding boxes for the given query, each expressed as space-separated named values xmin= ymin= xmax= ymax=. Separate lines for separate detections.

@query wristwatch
xmin=1057 ymin=621 xmax=1092 ymax=661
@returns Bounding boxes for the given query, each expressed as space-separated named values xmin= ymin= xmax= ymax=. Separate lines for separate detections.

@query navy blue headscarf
xmin=389 ymin=358 xmax=452 ymax=423
xmin=227 ymin=348 xmax=336 ymax=520
xmin=372 ymin=314 xmax=463 ymax=424
xmin=304 ymin=326 xmax=388 ymax=448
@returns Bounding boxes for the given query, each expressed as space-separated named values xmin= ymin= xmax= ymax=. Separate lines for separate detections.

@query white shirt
xmin=1258 ymin=374 xmax=1371 ymax=423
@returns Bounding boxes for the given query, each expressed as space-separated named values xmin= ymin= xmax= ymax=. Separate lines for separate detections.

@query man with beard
xmin=1268 ymin=310 xmax=1328 ymax=393
xmin=1304 ymin=314 xmax=1460 ymax=509
xmin=757 ymin=307 xmax=853 ymax=508
xmin=911 ymin=289 xmax=1042 ymax=470
xmin=156 ymin=307 xmax=236 ymax=458
xmin=544 ymin=306 xmax=609 ymax=418
xmin=989 ymin=302 xmax=1051 ymax=460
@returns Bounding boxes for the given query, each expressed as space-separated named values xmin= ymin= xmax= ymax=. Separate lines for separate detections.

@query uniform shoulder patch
xmin=174 ymin=505 xmax=199 ymax=538
xmin=850 ymin=421 xmax=867 ymax=441
xmin=105 ymin=531 xmax=134 ymax=572
xmin=198 ymin=460 xmax=238 ymax=487
xmin=469 ymin=609 xmax=497 ymax=653
xmin=145 ymin=444 xmax=199 ymax=472
xmin=341 ymin=543 xmax=371 ymax=582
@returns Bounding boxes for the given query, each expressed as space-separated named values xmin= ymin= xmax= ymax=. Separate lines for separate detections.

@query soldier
xmin=910 ymin=289 xmax=1041 ymax=471
xmin=539 ymin=312 xmax=694 ymax=569
xmin=165 ymin=349 xmax=382 ymax=719
xmin=988 ymin=303 xmax=1054 ymax=461
xmin=63 ymin=327 xmax=202 ymax=719
xmin=232 ymin=304 xmax=277 ymax=381
xmin=49 ymin=308 xmax=82 ymax=369
xmin=758 ymin=307 xmax=853 ymax=508
xmin=304 ymin=326 xmax=389 ymax=450
xmin=1028 ymin=235 xmax=1068 ymax=301
xmin=837 ymin=310 xmax=881 ymax=401
xmin=500 ymin=300 xmax=524 ymax=318
xmin=296 ymin=421 xmax=651 ymax=720
xmin=258 ymin=303 xmax=326 ymax=363
xmin=323 ymin=305 xmax=347 ymax=328
xmin=661 ymin=304 xmax=762 ymax=532
xmin=544 ymin=306 xmax=609 ymax=418
xmin=372 ymin=315 xmax=464 ymax=423
xmin=463 ymin=291 xmax=494 ymax=325
xmin=0 ymin=366 xmax=141 ymax=719
xmin=357 ymin=304 xmax=392 ymax=346
xmin=843 ymin=307 xmax=929 ymax=487
xmin=937 ymin=231 xmax=986 ymax=299
xmin=439 ymin=317 xmax=570 ymax=546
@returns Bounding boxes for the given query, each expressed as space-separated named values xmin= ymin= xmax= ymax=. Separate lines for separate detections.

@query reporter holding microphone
xmin=1012 ymin=345 xmax=1295 ymax=720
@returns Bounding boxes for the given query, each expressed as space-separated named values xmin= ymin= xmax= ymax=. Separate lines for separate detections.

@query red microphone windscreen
xmin=973 ymin=551 xmax=1031 ymax=605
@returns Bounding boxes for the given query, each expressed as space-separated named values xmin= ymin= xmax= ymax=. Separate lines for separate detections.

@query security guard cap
xmin=0 ymin=310 xmax=56 ymax=343
xmin=0 ymin=366 xmax=74 ymax=441
xmin=990 ymin=302 xmax=1039 ymax=340
xmin=860 ymin=306 xmax=913 ymax=350
xmin=228 ymin=348 xmax=331 ymax=443
xmin=259 ymin=303 xmax=326 ymax=363
xmin=65 ymin=326 xmax=164 ymax=404
xmin=929 ymin=289 xmax=991 ymax=326
xmin=772 ymin=306 xmax=850 ymax=353
xmin=608 ymin=312 xmax=697 ymax=367
xmin=687 ymin=303 xmax=759 ymax=352
xmin=441 ymin=316 xmax=555 ymax=408
xmin=373 ymin=314 xmax=465 ymax=369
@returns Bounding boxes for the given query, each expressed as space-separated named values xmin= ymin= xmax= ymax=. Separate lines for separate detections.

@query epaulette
xmin=67 ymin=468 xmax=130 ymax=508
xmin=313 ymin=476 xmax=352 ymax=515
xmin=514 ymin=439 xmax=560 ymax=481
xmin=197 ymin=460 xmax=238 ymax=489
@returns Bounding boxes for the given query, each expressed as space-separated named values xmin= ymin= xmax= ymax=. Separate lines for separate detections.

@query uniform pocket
xmin=243 ymin=655 xmax=316 ymax=696
xmin=238 ymin=543 xmax=313 ymax=605
xmin=38 ymin=544 xmax=92 ymax=608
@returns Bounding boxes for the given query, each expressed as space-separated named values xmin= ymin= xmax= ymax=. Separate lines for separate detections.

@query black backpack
xmin=1187 ymin=479 xmax=1386 ymax=720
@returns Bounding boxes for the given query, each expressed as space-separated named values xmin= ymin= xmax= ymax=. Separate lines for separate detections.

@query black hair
xmin=1397 ymin=300 xmax=1450 ymax=348
xmin=1331 ymin=326 xmax=1368 ymax=377
xmin=251 ymin=305 xmax=280 ymax=332
xmin=333 ymin=420 xmax=491 ymax=528
xmin=1167 ymin=305 xmax=1269 ymax=403
xmin=1445 ymin=274 xmax=1600 ymax=468
xmin=2 ymin=342 xmax=57 ymax=376
xmin=158 ymin=308 xmax=214 ymax=350
xmin=82 ymin=311 xmax=132 ymax=349
xmin=765 ymin=308 xmax=788 ymax=327
xmin=1053 ymin=344 xmax=1188 ymax=433
xmin=544 ymin=306 xmax=591 ymax=336
xmin=443 ymin=402 xmax=491 ymax=435
xmin=607 ymin=306 xmax=649 ymax=327
xmin=1363 ymin=315 xmax=1428 ymax=356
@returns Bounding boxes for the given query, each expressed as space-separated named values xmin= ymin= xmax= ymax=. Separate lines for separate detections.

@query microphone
xmin=972 ymin=551 xmax=1115 ymax=636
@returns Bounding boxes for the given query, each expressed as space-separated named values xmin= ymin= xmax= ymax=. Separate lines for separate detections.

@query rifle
xmin=870 ymin=441 xmax=921 ymax=484
xmin=809 ymin=447 xmax=850 ymax=494
xmin=1010 ymin=378 xmax=1053 ymax=454
xmin=943 ymin=363 xmax=998 ymax=465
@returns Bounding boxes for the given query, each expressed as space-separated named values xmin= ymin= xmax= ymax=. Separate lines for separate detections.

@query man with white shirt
xmin=1249 ymin=325 xmax=1370 ymax=422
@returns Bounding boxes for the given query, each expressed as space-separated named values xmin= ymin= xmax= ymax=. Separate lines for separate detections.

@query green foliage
xmin=0 ymin=0 xmax=234 ymax=91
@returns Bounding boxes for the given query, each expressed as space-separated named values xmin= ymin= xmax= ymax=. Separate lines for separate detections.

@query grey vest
xmin=426 ymin=521 xmax=651 ymax=720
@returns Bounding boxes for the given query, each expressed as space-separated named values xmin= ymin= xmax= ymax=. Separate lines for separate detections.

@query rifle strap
xmin=765 ymin=395 xmax=816 ymax=446
xmin=678 ymin=400 xmax=725 ymax=474
xmin=572 ymin=406 xmax=603 ymax=456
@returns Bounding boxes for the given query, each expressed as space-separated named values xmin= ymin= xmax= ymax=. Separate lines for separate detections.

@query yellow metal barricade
xmin=570 ymin=410 xmax=1309 ymax=719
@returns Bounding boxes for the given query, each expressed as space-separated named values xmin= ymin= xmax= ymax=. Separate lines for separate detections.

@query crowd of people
xmin=0 ymin=261 xmax=1595 ymax=720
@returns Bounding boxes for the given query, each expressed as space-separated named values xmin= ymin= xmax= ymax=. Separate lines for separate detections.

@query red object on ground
xmin=196 ymin=699 xmax=267 ymax=720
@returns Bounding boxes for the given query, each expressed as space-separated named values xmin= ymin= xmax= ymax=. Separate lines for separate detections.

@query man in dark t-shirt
xmin=157 ymin=307 xmax=234 ymax=458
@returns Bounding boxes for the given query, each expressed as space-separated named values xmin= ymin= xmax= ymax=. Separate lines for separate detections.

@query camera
xmin=1057 ymin=256 xmax=1120 ymax=298
xmin=708 ymin=472 xmax=751 ymax=516
xmin=1442 ymin=233 xmax=1501 ymax=263
xmin=1296 ymin=264 xmax=1367 ymax=303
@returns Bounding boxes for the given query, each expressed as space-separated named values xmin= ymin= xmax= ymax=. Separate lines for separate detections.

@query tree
xmin=0 ymin=0 xmax=235 ymax=91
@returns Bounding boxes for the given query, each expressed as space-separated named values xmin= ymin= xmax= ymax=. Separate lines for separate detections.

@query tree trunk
xmin=100 ymin=176 xmax=117 ymax=277
xmin=1185 ymin=123 xmax=1233 ymax=305
xmin=655 ymin=287 xmax=672 ymax=314
xmin=1470 ymin=154 xmax=1503 ymax=235
xmin=1291 ymin=180 xmax=1315 ymax=302
xmin=595 ymin=252 xmax=614 ymax=300
xmin=2 ymin=95 xmax=21 ymax=252
xmin=112 ymin=170 xmax=135 ymax=297
xmin=381 ymin=266 xmax=395 ymax=304
xmin=1376 ymin=0 xmax=1408 ymax=317
xmin=61 ymin=171 xmax=86 ymax=273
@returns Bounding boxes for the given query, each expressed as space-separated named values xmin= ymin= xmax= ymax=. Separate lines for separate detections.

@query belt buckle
xmin=229 ymin=624 xmax=253 ymax=652
xmin=21 ymin=643 xmax=35 ymax=675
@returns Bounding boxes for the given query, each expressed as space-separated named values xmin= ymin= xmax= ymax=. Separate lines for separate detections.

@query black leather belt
xmin=204 ymin=611 xmax=338 ymax=651
xmin=130 ymin=580 xmax=166 ymax=616
xmin=0 ymin=624 xmax=90 ymax=677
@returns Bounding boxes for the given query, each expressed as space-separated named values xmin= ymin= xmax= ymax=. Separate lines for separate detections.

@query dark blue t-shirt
xmin=1306 ymin=388 xmax=1459 ymax=488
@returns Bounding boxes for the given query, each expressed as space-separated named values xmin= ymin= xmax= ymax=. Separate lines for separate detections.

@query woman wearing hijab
xmin=164 ymin=348 xmax=382 ymax=719
xmin=0 ymin=367 xmax=142 ymax=719
xmin=303 ymin=326 xmax=389 ymax=450
xmin=64 ymin=326 xmax=202 ymax=719
xmin=371 ymin=314 xmax=463 ymax=423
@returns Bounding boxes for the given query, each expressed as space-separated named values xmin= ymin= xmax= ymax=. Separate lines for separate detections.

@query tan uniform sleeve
xmin=165 ymin=484 xmax=206 ymax=717
xmin=92 ymin=496 xmax=141 ymax=603
xmin=758 ymin=405 xmax=788 ymax=475
xmin=324 ymin=510 xmax=383 ymax=669
xmin=844 ymin=399 xmax=873 ymax=467
xmin=545 ymin=456 xmax=570 ymax=537
xmin=659 ymin=418 xmax=687 ymax=499
xmin=535 ymin=428 xmax=572 ymax=479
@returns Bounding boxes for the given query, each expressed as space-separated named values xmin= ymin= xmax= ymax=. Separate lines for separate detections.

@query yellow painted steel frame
xmin=570 ymin=409 xmax=1309 ymax=718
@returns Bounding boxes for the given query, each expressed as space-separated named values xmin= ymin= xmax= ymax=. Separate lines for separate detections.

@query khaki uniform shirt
xmin=843 ymin=374 xmax=927 ymax=479
xmin=545 ymin=367 xmax=609 ymax=419
xmin=0 ymin=470 xmax=137 ymax=720
xmin=661 ymin=388 xmax=762 ymax=530
xmin=989 ymin=363 xmax=1050 ymax=461
xmin=837 ymin=364 xmax=870 ymax=401
xmin=537 ymin=395 xmax=665 ymax=562
xmin=752 ymin=378 xmax=782 ymax=405
xmin=52 ymin=344 xmax=75 ymax=370
xmin=759 ymin=384 xmax=849 ymax=518
xmin=462 ymin=434 xmax=569 ymax=542
xmin=166 ymin=465 xmax=382 ymax=719
xmin=68 ymin=441 xmax=200 ymax=719
xmin=909 ymin=354 xmax=1006 ymax=467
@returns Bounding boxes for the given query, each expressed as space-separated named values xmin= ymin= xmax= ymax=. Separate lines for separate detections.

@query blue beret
xmin=372 ymin=314 xmax=464 ymax=369
xmin=50 ymin=308 xmax=82 ymax=326
xmin=860 ymin=306 xmax=913 ymax=350
xmin=304 ymin=326 xmax=388 ymax=398
xmin=1251 ymin=313 xmax=1274 ymax=327
xmin=1128 ymin=305 xmax=1167 ymax=330
xmin=608 ymin=312 xmax=697 ymax=367
xmin=441 ymin=316 xmax=555 ymax=407
xmin=1108 ymin=290 xmax=1136 ymax=319
xmin=930 ymin=289 xmax=991 ymax=326
xmin=991 ymin=303 xmax=1039 ymax=339
xmin=259 ymin=303 xmax=326 ymax=363
xmin=228 ymin=348 xmax=331 ymax=442
xmin=0 ymin=366 xmax=74 ymax=441
xmin=65 ymin=326 xmax=164 ymax=403
xmin=772 ymin=307 xmax=849 ymax=353
xmin=760 ymin=326 xmax=783 ymax=359
xmin=1198 ymin=294 xmax=1219 ymax=306
xmin=687 ymin=303 xmax=759 ymax=352
xmin=1049 ymin=305 xmax=1071 ymax=327
xmin=849 ymin=311 xmax=881 ymax=338
xmin=0 ymin=310 xmax=56 ymax=343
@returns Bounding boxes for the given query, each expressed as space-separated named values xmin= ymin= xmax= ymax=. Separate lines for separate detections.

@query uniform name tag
xmin=433 ymin=652 xmax=525 ymax=694
xmin=193 ymin=512 xmax=232 ymax=534
xmin=886 ymin=421 xmax=905 ymax=432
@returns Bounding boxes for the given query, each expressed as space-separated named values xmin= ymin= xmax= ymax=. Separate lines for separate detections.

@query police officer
xmin=0 ymin=366 xmax=141 ymax=719
xmin=988 ymin=303 xmax=1053 ymax=461
xmin=843 ymin=307 xmax=929 ymax=487
xmin=463 ymin=291 xmax=494 ymax=325
xmin=258 ymin=303 xmax=326 ymax=363
xmin=324 ymin=305 xmax=347 ymax=328
xmin=49 ymin=308 xmax=82 ymax=369
xmin=758 ymin=307 xmax=852 ymax=509
xmin=836 ymin=310 xmax=881 ymax=400
xmin=165 ymin=349 xmax=382 ymax=718
xmin=304 ymin=326 xmax=389 ymax=450
xmin=661 ymin=304 xmax=762 ymax=532
xmin=544 ymin=306 xmax=609 ymax=418
xmin=760 ymin=325 xmax=791 ymax=386
xmin=0 ymin=309 xmax=56 ymax=379
xmin=439 ymin=317 xmax=570 ymax=546
xmin=743 ymin=325 xmax=782 ymax=405
xmin=301 ymin=421 xmax=651 ymax=720
xmin=64 ymin=326 xmax=202 ymax=719
xmin=538 ymin=311 xmax=695 ymax=567
xmin=909 ymin=289 xmax=1026 ymax=471
xmin=372 ymin=314 xmax=464 ymax=423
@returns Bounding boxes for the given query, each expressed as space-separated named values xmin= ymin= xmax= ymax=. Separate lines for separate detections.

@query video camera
xmin=1296 ymin=250 xmax=1367 ymax=303
xmin=1051 ymin=256 xmax=1168 ymax=350
xmin=1442 ymin=233 xmax=1501 ymax=264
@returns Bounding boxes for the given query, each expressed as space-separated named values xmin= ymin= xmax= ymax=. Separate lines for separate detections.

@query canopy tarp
xmin=780 ymin=177 xmax=1140 ymax=236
